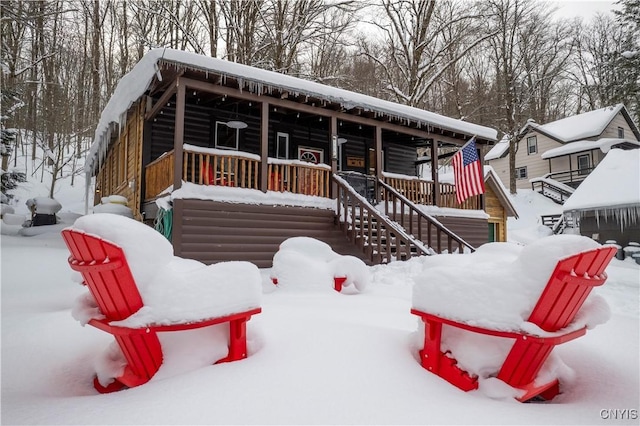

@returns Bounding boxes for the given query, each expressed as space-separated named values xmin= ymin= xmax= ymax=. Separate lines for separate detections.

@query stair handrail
xmin=551 ymin=214 xmax=565 ymax=234
xmin=377 ymin=178 xmax=476 ymax=254
xmin=333 ymin=175 xmax=433 ymax=263
xmin=530 ymin=177 xmax=574 ymax=204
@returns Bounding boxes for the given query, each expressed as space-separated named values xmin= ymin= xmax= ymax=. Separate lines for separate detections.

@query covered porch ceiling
xmin=148 ymin=52 xmax=496 ymax=148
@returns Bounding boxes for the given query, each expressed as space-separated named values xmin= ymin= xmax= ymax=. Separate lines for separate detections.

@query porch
xmin=143 ymin=146 xmax=482 ymax=210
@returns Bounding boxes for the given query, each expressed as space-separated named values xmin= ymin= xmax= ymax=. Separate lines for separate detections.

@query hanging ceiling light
xmin=226 ymin=120 xmax=248 ymax=129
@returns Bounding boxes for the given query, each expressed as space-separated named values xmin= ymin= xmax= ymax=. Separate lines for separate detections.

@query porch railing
xmin=182 ymin=147 xmax=260 ymax=189
xmin=267 ymin=159 xmax=331 ymax=198
xmin=144 ymin=148 xmax=331 ymax=200
xmin=145 ymin=150 xmax=174 ymax=199
xmin=381 ymin=175 xmax=482 ymax=210
xmin=542 ymin=168 xmax=594 ymax=188
xmin=378 ymin=179 xmax=475 ymax=254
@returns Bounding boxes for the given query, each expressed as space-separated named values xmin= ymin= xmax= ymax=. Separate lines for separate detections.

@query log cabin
xmin=87 ymin=48 xmax=501 ymax=267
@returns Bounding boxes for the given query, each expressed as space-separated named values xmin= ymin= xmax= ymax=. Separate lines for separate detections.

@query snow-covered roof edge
xmin=518 ymin=104 xmax=638 ymax=144
xmin=484 ymin=135 xmax=509 ymax=161
xmin=88 ymin=48 xmax=498 ymax=172
xmin=541 ymin=138 xmax=640 ymax=159
xmin=562 ymin=149 xmax=640 ymax=213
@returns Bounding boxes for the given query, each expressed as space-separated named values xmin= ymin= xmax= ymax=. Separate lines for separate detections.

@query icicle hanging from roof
xmin=588 ymin=205 xmax=640 ymax=232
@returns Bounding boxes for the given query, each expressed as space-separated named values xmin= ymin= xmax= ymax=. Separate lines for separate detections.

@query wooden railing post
xmin=260 ymin=102 xmax=269 ymax=192
xmin=173 ymin=81 xmax=185 ymax=191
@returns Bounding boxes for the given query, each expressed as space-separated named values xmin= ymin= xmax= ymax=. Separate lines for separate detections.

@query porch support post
xmin=375 ymin=126 xmax=382 ymax=180
xmin=173 ymin=79 xmax=185 ymax=191
xmin=375 ymin=126 xmax=383 ymax=203
xmin=431 ymin=139 xmax=440 ymax=206
xmin=260 ymin=101 xmax=269 ymax=192
xmin=569 ymin=155 xmax=573 ymax=184
xmin=330 ymin=116 xmax=338 ymax=197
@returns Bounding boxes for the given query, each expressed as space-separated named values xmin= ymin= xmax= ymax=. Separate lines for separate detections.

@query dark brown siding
xmin=172 ymin=199 xmax=370 ymax=268
xmin=436 ymin=216 xmax=489 ymax=249
xmin=579 ymin=212 xmax=640 ymax=247
xmin=402 ymin=214 xmax=489 ymax=250
xmin=383 ymin=141 xmax=417 ymax=176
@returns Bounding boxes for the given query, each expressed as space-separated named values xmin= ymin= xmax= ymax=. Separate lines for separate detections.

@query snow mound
xmin=68 ymin=213 xmax=262 ymax=327
xmin=271 ymin=236 xmax=370 ymax=292
xmin=413 ymin=234 xmax=603 ymax=331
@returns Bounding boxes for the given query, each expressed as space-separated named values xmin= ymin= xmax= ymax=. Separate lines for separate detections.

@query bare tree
xmin=257 ymin=0 xmax=357 ymax=75
xmin=486 ymin=0 xmax=541 ymax=193
xmin=194 ymin=0 xmax=221 ymax=57
xmin=362 ymin=0 xmax=496 ymax=107
xmin=220 ymin=0 xmax=265 ymax=64
xmin=571 ymin=12 xmax=638 ymax=120
xmin=519 ymin=13 xmax=576 ymax=123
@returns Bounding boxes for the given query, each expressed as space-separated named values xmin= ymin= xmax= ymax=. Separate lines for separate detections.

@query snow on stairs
xmin=540 ymin=213 xmax=575 ymax=235
xmin=333 ymin=175 xmax=475 ymax=265
xmin=530 ymin=177 xmax=574 ymax=205
xmin=348 ymin=211 xmax=418 ymax=264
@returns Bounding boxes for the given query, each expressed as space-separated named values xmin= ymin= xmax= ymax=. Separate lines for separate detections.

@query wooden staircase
xmin=530 ymin=177 xmax=575 ymax=204
xmin=334 ymin=175 xmax=474 ymax=264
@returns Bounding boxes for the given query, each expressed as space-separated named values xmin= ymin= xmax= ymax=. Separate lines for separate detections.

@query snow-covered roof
xmin=484 ymin=135 xmax=509 ymax=161
xmin=541 ymin=138 xmax=640 ymax=159
xmin=88 ymin=48 xmax=498 ymax=172
xmin=563 ymin=149 xmax=640 ymax=212
xmin=531 ymin=104 xmax=626 ymax=142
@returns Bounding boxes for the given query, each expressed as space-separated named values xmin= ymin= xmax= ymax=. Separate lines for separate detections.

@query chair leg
xmin=93 ymin=376 xmax=127 ymax=394
xmin=419 ymin=318 xmax=478 ymax=392
xmin=217 ymin=317 xmax=248 ymax=363
xmin=516 ymin=379 xmax=560 ymax=402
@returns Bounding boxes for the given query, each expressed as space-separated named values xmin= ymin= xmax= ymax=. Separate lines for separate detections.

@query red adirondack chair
xmin=62 ymin=228 xmax=261 ymax=393
xmin=411 ymin=245 xmax=617 ymax=402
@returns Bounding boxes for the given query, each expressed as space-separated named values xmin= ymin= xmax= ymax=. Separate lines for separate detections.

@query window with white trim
xmin=527 ymin=136 xmax=537 ymax=154
xmin=276 ymin=132 xmax=289 ymax=159
xmin=618 ymin=127 xmax=624 ymax=138
xmin=215 ymin=121 xmax=239 ymax=150
xmin=516 ymin=166 xmax=527 ymax=179
xmin=577 ymin=154 xmax=590 ymax=176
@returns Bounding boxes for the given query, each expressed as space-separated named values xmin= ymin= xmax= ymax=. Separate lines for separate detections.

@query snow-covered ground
xmin=1 ymin=158 xmax=639 ymax=424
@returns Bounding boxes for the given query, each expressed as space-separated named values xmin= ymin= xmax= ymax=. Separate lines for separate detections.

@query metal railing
xmin=544 ymin=168 xmax=594 ymax=187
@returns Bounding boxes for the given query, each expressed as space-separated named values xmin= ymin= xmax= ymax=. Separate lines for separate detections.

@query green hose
xmin=154 ymin=207 xmax=173 ymax=241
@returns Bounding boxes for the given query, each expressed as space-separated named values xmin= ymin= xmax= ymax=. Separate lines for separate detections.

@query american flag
xmin=452 ymin=138 xmax=485 ymax=204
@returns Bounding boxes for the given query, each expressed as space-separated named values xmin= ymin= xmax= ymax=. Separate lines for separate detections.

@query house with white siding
xmin=485 ymin=104 xmax=640 ymax=192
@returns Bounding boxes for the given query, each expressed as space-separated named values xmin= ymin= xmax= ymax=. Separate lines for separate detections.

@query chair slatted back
xmin=62 ymin=229 xmax=162 ymax=387
xmin=528 ymin=246 xmax=616 ymax=332
xmin=62 ymin=229 xmax=144 ymax=321
xmin=498 ymin=246 xmax=616 ymax=387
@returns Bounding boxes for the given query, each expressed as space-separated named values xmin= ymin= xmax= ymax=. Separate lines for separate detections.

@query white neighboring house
xmin=562 ymin=149 xmax=640 ymax=247
xmin=485 ymin=104 xmax=640 ymax=193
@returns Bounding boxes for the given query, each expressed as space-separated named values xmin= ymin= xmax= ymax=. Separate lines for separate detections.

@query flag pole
xmin=436 ymin=136 xmax=477 ymax=172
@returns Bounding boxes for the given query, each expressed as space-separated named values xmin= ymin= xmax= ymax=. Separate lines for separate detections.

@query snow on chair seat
xmin=410 ymin=235 xmax=616 ymax=402
xmin=62 ymin=213 xmax=262 ymax=393
xmin=270 ymin=237 xmax=370 ymax=293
